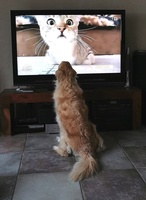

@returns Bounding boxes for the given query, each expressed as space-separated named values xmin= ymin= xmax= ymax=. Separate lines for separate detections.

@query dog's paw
xmin=66 ymin=146 xmax=72 ymax=155
xmin=53 ymin=145 xmax=59 ymax=151
xmin=56 ymin=136 xmax=60 ymax=143
xmin=53 ymin=145 xmax=68 ymax=157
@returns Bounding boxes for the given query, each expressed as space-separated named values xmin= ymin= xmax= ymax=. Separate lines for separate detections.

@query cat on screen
xmin=35 ymin=15 xmax=95 ymax=65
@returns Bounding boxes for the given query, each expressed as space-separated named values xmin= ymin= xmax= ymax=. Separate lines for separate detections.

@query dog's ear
xmin=55 ymin=68 xmax=64 ymax=82
xmin=69 ymin=67 xmax=77 ymax=78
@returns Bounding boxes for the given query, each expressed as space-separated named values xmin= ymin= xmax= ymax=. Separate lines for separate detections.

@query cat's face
xmin=35 ymin=15 xmax=81 ymax=45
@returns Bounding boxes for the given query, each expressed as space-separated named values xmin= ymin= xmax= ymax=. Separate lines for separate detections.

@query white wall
xmin=0 ymin=0 xmax=146 ymax=92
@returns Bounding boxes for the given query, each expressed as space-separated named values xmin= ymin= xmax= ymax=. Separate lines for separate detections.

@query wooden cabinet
xmin=0 ymin=87 xmax=141 ymax=135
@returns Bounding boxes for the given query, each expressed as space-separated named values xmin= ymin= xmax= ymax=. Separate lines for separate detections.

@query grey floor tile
xmin=12 ymin=172 xmax=83 ymax=200
xmin=113 ymin=131 xmax=146 ymax=147
xmin=99 ymin=134 xmax=117 ymax=149
xmin=25 ymin=134 xmax=58 ymax=151
xmin=137 ymin=168 xmax=146 ymax=183
xmin=0 ymin=152 xmax=22 ymax=176
xmin=20 ymin=150 xmax=75 ymax=174
xmin=99 ymin=136 xmax=133 ymax=170
xmin=124 ymin=146 xmax=146 ymax=168
xmin=99 ymin=147 xmax=133 ymax=170
xmin=0 ymin=136 xmax=26 ymax=153
xmin=1 ymin=129 xmax=146 ymax=200
xmin=0 ymin=176 xmax=16 ymax=200
xmin=27 ymin=132 xmax=48 ymax=136
xmin=81 ymin=169 xmax=146 ymax=200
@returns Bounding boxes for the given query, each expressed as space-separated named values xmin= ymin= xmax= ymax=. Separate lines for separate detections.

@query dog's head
xmin=55 ymin=61 xmax=77 ymax=82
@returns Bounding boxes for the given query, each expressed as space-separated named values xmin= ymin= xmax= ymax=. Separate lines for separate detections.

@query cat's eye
xmin=47 ymin=18 xmax=55 ymax=26
xmin=66 ymin=19 xmax=74 ymax=26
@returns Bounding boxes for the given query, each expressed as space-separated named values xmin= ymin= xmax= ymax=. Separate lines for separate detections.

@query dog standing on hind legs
xmin=53 ymin=61 xmax=106 ymax=181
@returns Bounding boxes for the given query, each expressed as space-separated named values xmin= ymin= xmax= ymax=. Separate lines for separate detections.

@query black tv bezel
xmin=11 ymin=9 xmax=126 ymax=90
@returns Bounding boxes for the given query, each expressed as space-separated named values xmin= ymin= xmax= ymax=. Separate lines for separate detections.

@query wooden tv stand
xmin=0 ymin=87 xmax=141 ymax=135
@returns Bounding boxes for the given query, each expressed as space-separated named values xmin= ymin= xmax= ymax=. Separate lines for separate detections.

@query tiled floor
xmin=0 ymin=128 xmax=146 ymax=200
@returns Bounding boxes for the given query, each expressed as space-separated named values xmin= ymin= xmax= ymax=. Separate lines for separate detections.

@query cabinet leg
xmin=1 ymin=108 xmax=11 ymax=135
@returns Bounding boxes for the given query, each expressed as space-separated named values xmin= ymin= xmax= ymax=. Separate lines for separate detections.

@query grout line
xmin=79 ymin=181 xmax=85 ymax=200
xmin=113 ymin=136 xmax=146 ymax=185
xmin=11 ymin=134 xmax=28 ymax=200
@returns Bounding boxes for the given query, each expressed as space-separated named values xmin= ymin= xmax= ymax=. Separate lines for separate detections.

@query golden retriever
xmin=53 ymin=61 xmax=105 ymax=181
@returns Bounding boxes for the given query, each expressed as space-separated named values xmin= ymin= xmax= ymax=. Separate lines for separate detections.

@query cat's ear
xmin=76 ymin=15 xmax=83 ymax=21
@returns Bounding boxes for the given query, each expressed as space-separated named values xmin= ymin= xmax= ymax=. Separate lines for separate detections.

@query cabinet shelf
xmin=0 ymin=87 xmax=141 ymax=135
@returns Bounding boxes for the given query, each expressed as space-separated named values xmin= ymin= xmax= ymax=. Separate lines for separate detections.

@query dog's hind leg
xmin=53 ymin=136 xmax=71 ymax=156
xmin=96 ymin=136 xmax=106 ymax=152
xmin=53 ymin=128 xmax=72 ymax=156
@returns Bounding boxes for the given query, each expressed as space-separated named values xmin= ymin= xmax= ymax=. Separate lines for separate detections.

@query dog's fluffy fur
xmin=53 ymin=61 xmax=105 ymax=182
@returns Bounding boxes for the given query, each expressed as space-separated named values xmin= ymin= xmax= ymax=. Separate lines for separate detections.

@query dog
xmin=53 ymin=61 xmax=106 ymax=181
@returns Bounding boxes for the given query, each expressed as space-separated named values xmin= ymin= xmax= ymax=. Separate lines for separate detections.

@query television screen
xmin=11 ymin=10 xmax=126 ymax=89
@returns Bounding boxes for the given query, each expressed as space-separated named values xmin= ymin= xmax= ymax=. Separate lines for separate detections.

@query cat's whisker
xmin=80 ymin=34 xmax=96 ymax=43
xmin=42 ymin=43 xmax=48 ymax=55
xmin=34 ymin=30 xmax=41 ymax=35
xmin=78 ymin=26 xmax=98 ymax=43
xmin=35 ymin=40 xmax=44 ymax=55
xmin=78 ymin=30 xmax=98 ymax=54
xmin=34 ymin=38 xmax=42 ymax=54
xmin=35 ymin=39 xmax=48 ymax=56
xmin=76 ymin=38 xmax=97 ymax=55
xmin=76 ymin=38 xmax=87 ymax=52
xmin=17 ymin=27 xmax=39 ymax=33
xmin=91 ymin=48 xmax=98 ymax=54
xmin=17 ymin=28 xmax=42 ymax=46
xmin=35 ymin=43 xmax=42 ymax=55
xmin=25 ymin=35 xmax=42 ymax=42
xmin=80 ymin=33 xmax=96 ymax=41
xmin=79 ymin=26 xmax=98 ymax=32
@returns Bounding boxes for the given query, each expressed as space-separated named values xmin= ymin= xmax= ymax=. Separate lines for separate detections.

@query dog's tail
xmin=69 ymin=155 xmax=99 ymax=182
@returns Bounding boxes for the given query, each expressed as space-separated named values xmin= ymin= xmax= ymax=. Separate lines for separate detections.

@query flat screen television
xmin=10 ymin=9 xmax=126 ymax=90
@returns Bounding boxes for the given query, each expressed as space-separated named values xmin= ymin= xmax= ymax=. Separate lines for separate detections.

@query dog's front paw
xmin=53 ymin=145 xmax=68 ymax=157
xmin=53 ymin=145 xmax=61 ymax=155
xmin=53 ymin=145 xmax=59 ymax=151
xmin=56 ymin=136 xmax=60 ymax=143
xmin=66 ymin=146 xmax=72 ymax=155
